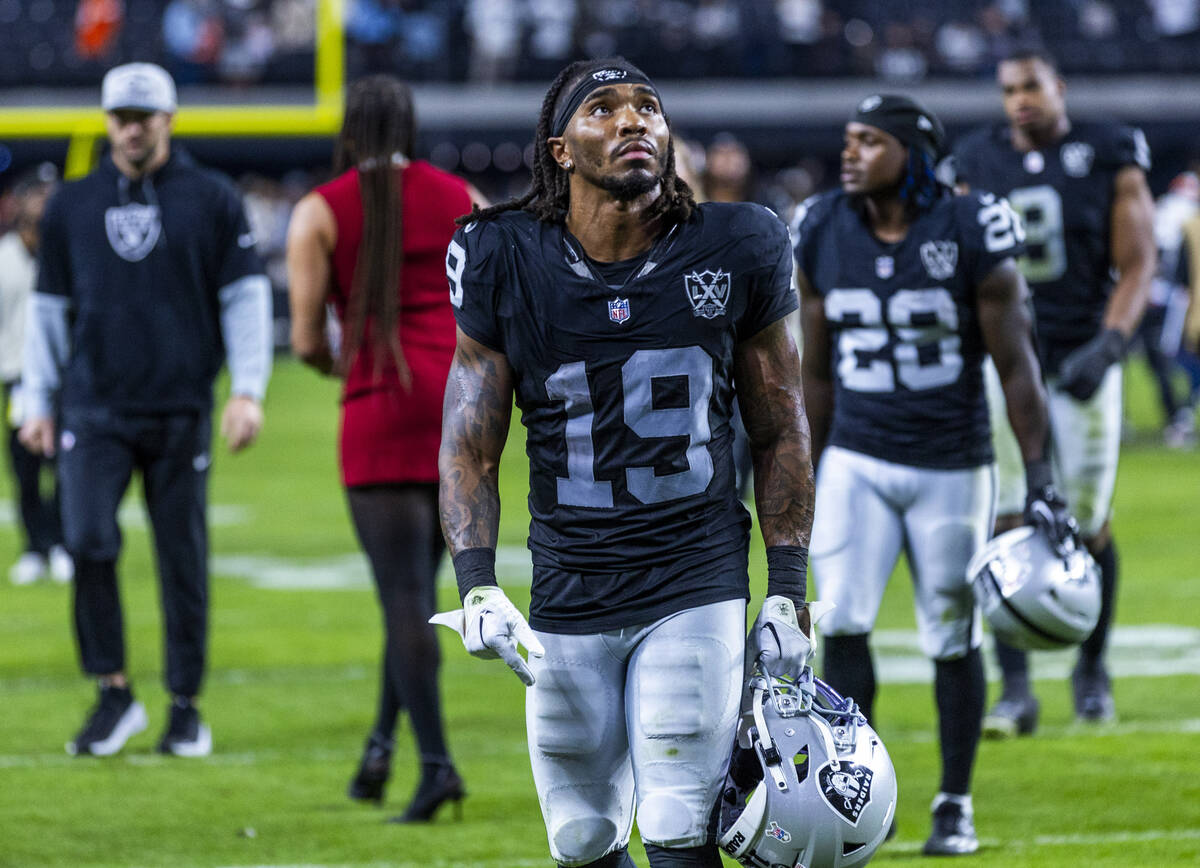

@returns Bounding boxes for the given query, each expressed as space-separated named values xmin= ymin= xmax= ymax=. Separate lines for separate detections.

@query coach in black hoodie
xmin=19 ymin=63 xmax=272 ymax=758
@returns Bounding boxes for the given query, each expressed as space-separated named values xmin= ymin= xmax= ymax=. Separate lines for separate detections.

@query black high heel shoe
xmin=388 ymin=762 xmax=466 ymax=823
xmin=347 ymin=733 xmax=393 ymax=804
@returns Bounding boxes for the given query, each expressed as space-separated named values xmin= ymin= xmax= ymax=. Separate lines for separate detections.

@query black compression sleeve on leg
xmin=644 ymin=843 xmax=723 ymax=868
xmin=822 ymin=633 xmax=876 ymax=721
xmin=993 ymin=636 xmax=1030 ymax=693
xmin=563 ymin=848 xmax=636 ymax=868
xmin=1080 ymin=539 xmax=1118 ymax=666
xmin=935 ymin=647 xmax=985 ymax=796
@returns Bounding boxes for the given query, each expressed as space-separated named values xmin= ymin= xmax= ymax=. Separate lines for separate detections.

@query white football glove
xmin=746 ymin=597 xmax=836 ymax=682
xmin=429 ymin=585 xmax=545 ymax=686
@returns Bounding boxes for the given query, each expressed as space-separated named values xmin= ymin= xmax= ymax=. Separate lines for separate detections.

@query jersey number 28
xmin=825 ymin=287 xmax=962 ymax=392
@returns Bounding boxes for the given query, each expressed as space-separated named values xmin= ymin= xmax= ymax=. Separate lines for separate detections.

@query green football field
xmin=1 ymin=358 xmax=1197 ymax=868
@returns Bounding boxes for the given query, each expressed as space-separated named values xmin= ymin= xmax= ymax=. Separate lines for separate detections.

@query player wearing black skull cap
xmin=796 ymin=94 xmax=1073 ymax=855
xmin=433 ymin=58 xmax=817 ymax=868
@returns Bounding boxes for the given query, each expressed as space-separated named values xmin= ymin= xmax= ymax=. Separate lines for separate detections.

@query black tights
xmin=347 ymin=483 xmax=449 ymax=764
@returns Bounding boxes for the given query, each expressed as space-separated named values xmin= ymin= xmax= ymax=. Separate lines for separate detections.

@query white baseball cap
xmin=101 ymin=63 xmax=177 ymax=113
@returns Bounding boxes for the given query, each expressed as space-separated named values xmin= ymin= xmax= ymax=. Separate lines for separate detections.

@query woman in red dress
xmin=286 ymin=75 xmax=482 ymax=822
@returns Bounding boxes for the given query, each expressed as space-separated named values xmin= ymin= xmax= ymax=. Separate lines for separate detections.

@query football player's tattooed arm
xmin=977 ymin=259 xmax=1051 ymax=464
xmin=285 ymin=192 xmax=338 ymax=375
xmin=797 ymin=266 xmax=833 ymax=464
xmin=438 ymin=328 xmax=514 ymax=556
xmin=1105 ymin=166 xmax=1157 ymax=337
xmin=734 ymin=316 xmax=815 ymax=627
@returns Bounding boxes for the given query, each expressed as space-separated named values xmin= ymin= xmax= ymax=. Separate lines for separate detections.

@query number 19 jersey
xmin=448 ymin=203 xmax=797 ymax=632
xmin=794 ymin=188 xmax=1023 ymax=469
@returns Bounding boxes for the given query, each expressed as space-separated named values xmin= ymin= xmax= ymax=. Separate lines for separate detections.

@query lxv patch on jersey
xmin=920 ymin=241 xmax=959 ymax=280
xmin=684 ymin=268 xmax=731 ymax=319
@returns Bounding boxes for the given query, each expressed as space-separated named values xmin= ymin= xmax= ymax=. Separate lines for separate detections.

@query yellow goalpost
xmin=0 ymin=0 xmax=345 ymax=178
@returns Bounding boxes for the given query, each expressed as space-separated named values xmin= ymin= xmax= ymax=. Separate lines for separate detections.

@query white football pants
xmin=984 ymin=358 xmax=1123 ymax=538
xmin=810 ymin=446 xmax=992 ymax=660
xmin=526 ymin=598 xmax=745 ymax=867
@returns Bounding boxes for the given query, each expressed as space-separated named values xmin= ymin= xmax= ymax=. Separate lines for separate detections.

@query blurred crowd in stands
xmin=4 ymin=0 xmax=1200 ymax=88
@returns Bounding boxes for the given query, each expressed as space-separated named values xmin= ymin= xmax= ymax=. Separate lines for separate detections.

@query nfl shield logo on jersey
xmin=920 ymin=240 xmax=959 ymax=280
xmin=608 ymin=297 xmax=631 ymax=324
xmin=684 ymin=269 xmax=731 ymax=319
xmin=105 ymin=203 xmax=161 ymax=262
xmin=875 ymin=256 xmax=894 ymax=279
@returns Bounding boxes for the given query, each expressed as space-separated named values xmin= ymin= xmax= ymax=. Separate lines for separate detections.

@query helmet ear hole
xmin=793 ymin=746 xmax=810 ymax=782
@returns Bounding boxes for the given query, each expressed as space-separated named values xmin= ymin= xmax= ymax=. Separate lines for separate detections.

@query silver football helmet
xmin=968 ymin=525 xmax=1101 ymax=651
xmin=717 ymin=667 xmax=897 ymax=868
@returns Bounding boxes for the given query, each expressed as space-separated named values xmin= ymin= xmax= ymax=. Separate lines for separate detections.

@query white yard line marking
xmin=0 ymin=502 xmax=250 ymax=529
xmin=885 ymin=826 xmax=1200 ymax=853
xmin=3 ymin=719 xmax=1198 ymax=771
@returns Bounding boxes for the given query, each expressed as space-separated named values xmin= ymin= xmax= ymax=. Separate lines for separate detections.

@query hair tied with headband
xmin=357 ymin=152 xmax=409 ymax=172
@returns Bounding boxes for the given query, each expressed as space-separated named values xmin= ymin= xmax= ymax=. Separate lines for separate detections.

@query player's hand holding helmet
xmin=718 ymin=664 xmax=897 ymax=868
xmin=1023 ymin=483 xmax=1080 ymax=557
xmin=430 ymin=585 xmax=545 ymax=686
xmin=748 ymin=595 xmax=814 ymax=681
xmin=968 ymin=525 xmax=1101 ymax=650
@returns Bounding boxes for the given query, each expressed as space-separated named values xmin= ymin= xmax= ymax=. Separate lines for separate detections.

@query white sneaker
xmin=48 ymin=546 xmax=74 ymax=583
xmin=10 ymin=552 xmax=46 ymax=585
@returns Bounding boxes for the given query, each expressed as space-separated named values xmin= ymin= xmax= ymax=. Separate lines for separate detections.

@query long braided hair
xmin=458 ymin=58 xmax=696 ymax=227
xmin=335 ymin=75 xmax=416 ymax=386
xmin=897 ymin=148 xmax=944 ymax=218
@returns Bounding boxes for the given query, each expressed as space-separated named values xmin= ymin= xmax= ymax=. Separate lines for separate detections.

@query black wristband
xmin=452 ymin=547 xmax=497 ymax=600
xmin=765 ymin=545 xmax=808 ymax=602
xmin=1024 ymin=457 xmax=1054 ymax=495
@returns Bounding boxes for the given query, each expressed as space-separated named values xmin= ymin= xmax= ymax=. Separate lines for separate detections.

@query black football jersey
xmin=953 ymin=122 xmax=1150 ymax=374
xmin=793 ymin=188 xmax=1024 ymax=469
xmin=449 ymin=202 xmax=797 ymax=633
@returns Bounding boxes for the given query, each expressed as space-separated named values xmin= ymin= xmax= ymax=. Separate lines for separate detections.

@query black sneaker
xmin=1072 ymin=661 xmax=1116 ymax=723
xmin=981 ymin=691 xmax=1040 ymax=739
xmin=66 ymin=684 xmax=147 ymax=757
xmin=157 ymin=697 xmax=212 ymax=757
xmin=923 ymin=795 xmax=979 ymax=856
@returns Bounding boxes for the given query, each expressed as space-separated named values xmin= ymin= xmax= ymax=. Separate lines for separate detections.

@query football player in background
xmin=796 ymin=94 xmax=1074 ymax=855
xmin=435 ymin=58 xmax=816 ymax=868
xmin=953 ymin=49 xmax=1156 ymax=735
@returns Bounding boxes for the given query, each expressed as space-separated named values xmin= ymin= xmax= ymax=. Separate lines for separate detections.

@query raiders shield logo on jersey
xmin=920 ymin=240 xmax=959 ymax=280
xmin=817 ymin=761 xmax=874 ymax=825
xmin=684 ymin=269 xmax=731 ymax=319
xmin=105 ymin=203 xmax=161 ymax=262
xmin=1061 ymin=141 xmax=1095 ymax=178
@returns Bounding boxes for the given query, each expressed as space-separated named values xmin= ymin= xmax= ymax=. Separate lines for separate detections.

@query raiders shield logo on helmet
xmin=920 ymin=240 xmax=958 ymax=281
xmin=684 ymin=269 xmax=731 ymax=319
xmin=105 ymin=203 xmax=162 ymax=262
xmin=817 ymin=761 xmax=874 ymax=825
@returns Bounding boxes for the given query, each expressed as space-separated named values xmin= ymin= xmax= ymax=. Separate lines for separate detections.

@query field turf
xmin=1 ymin=358 xmax=1197 ymax=868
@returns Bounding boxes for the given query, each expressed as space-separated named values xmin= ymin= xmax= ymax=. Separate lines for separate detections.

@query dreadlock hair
xmin=458 ymin=58 xmax=696 ymax=228
xmin=334 ymin=74 xmax=416 ymax=388
xmin=897 ymin=148 xmax=945 ymax=218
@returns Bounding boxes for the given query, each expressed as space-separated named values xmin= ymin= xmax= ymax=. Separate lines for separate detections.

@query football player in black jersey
xmin=796 ymin=95 xmax=1073 ymax=856
xmin=434 ymin=59 xmax=816 ymax=868
xmin=953 ymin=49 xmax=1156 ymax=736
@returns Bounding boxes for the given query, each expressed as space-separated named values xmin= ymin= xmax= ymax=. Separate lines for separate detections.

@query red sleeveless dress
xmin=315 ymin=161 xmax=471 ymax=486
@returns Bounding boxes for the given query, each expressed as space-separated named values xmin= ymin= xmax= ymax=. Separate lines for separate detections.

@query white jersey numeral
xmin=825 ymin=287 xmax=963 ymax=392
xmin=546 ymin=346 xmax=715 ymax=507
